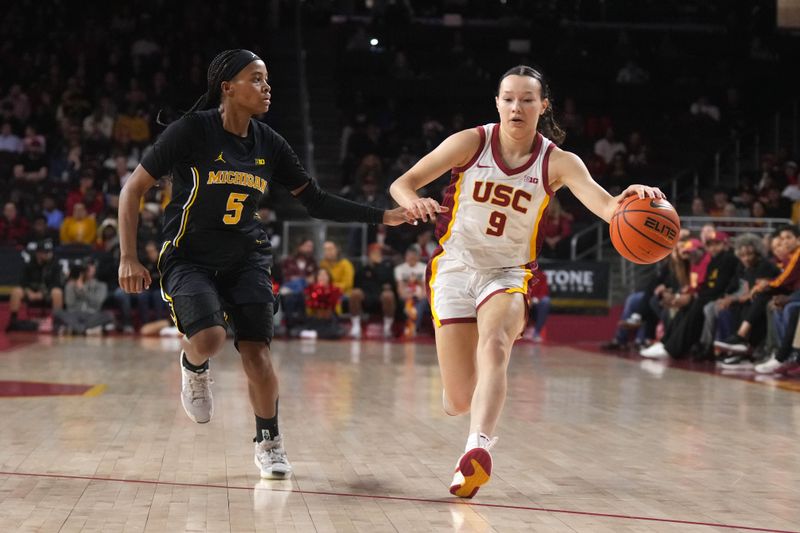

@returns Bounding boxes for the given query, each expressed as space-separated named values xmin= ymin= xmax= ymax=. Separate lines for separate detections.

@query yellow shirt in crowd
xmin=114 ymin=114 xmax=151 ymax=143
xmin=319 ymin=258 xmax=355 ymax=296
xmin=60 ymin=217 xmax=97 ymax=245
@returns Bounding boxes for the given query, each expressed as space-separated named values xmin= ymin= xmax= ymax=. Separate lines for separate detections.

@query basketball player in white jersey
xmin=390 ymin=65 xmax=665 ymax=498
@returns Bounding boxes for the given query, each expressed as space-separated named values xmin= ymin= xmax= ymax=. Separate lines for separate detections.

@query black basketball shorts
xmin=157 ymin=242 xmax=274 ymax=346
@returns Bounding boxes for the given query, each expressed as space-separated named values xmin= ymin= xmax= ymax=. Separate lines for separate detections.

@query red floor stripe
xmin=0 ymin=333 xmax=36 ymax=354
xmin=0 ymin=470 xmax=796 ymax=533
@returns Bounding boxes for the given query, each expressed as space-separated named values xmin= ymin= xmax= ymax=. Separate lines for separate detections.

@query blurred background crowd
xmin=0 ymin=0 xmax=798 ymax=355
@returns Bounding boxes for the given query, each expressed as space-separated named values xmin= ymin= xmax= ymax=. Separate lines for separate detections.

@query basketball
xmin=610 ymin=196 xmax=680 ymax=264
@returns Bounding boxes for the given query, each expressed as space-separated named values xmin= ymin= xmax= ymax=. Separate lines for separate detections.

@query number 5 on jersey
xmin=223 ymin=192 xmax=249 ymax=224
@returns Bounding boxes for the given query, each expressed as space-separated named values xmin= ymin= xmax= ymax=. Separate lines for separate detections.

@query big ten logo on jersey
xmin=644 ymin=217 xmax=677 ymax=241
xmin=472 ymin=181 xmax=532 ymax=214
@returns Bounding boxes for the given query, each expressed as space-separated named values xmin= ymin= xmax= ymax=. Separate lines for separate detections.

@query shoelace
xmin=473 ymin=426 xmax=499 ymax=452
xmin=187 ymin=372 xmax=213 ymax=402
xmin=268 ymin=447 xmax=288 ymax=465
xmin=258 ymin=439 xmax=288 ymax=465
xmin=481 ymin=435 xmax=499 ymax=451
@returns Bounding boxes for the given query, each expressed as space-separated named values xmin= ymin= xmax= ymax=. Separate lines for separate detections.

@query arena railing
xmin=569 ymin=222 xmax=606 ymax=261
xmin=679 ymin=216 xmax=793 ymax=235
xmin=710 ymin=99 xmax=798 ymax=189
xmin=620 ymin=216 xmax=793 ymax=290
xmin=281 ymin=221 xmax=369 ymax=265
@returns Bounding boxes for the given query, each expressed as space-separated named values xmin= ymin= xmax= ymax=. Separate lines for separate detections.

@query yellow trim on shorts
xmin=174 ymin=167 xmax=200 ymax=247
xmin=156 ymin=240 xmax=181 ymax=332
xmin=528 ymin=194 xmax=550 ymax=262
xmin=429 ymin=173 xmax=464 ymax=328
xmin=504 ymin=267 xmax=533 ymax=297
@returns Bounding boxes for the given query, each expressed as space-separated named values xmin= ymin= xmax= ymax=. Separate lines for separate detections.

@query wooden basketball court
xmin=1 ymin=334 xmax=798 ymax=532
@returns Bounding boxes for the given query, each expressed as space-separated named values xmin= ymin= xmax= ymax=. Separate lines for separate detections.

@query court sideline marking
xmin=1 ymin=470 xmax=796 ymax=533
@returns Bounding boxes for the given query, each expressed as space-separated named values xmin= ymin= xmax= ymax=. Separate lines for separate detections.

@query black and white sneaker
xmin=255 ymin=435 xmax=292 ymax=479
xmin=754 ymin=352 xmax=782 ymax=374
xmin=714 ymin=334 xmax=749 ymax=354
xmin=718 ymin=353 xmax=754 ymax=370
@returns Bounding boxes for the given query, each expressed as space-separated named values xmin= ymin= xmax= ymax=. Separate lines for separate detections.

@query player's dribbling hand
xmin=616 ymin=184 xmax=666 ymax=203
xmin=406 ymin=197 xmax=449 ymax=223
xmin=118 ymin=257 xmax=152 ymax=293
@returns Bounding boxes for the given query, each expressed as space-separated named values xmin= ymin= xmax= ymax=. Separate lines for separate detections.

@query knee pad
xmin=171 ymin=293 xmax=226 ymax=338
xmin=228 ymin=302 xmax=274 ymax=346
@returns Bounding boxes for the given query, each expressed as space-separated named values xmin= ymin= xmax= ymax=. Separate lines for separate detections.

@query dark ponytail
xmin=497 ymin=65 xmax=566 ymax=145
xmin=157 ymin=49 xmax=260 ymax=126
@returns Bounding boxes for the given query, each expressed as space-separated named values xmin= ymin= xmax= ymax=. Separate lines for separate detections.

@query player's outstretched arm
xmin=548 ymin=150 xmax=665 ymax=223
xmin=290 ymin=179 xmax=415 ymax=226
xmin=118 ymin=165 xmax=157 ymax=293
xmin=389 ymin=129 xmax=482 ymax=222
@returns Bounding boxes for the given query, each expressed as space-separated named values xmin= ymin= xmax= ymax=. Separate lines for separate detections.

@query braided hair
xmin=497 ymin=65 xmax=566 ymax=145
xmin=157 ymin=49 xmax=260 ymax=125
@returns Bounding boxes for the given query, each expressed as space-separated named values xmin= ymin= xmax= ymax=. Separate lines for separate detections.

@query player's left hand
xmin=616 ymin=184 xmax=666 ymax=203
xmin=382 ymin=206 xmax=418 ymax=226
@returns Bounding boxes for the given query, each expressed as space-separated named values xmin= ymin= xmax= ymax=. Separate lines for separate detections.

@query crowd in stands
xmin=276 ymin=238 xmax=427 ymax=339
xmin=273 ymin=237 xmax=550 ymax=340
xmin=0 ymin=1 xmax=428 ymax=337
xmin=603 ymin=223 xmax=800 ymax=377
xmin=327 ymin=0 xmax=789 ymax=247
xmin=0 ymin=1 xmax=795 ymax=342
xmin=687 ymin=156 xmax=800 ymax=223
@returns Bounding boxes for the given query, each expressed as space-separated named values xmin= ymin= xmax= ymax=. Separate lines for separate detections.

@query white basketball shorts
xmin=425 ymin=251 xmax=542 ymax=327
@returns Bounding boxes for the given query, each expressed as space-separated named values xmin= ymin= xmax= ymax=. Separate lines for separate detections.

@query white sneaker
xmin=254 ymin=435 xmax=292 ymax=479
xmin=180 ymin=353 xmax=214 ymax=423
xmin=755 ymin=352 xmax=782 ymax=374
xmin=299 ymin=329 xmax=318 ymax=340
xmin=85 ymin=325 xmax=103 ymax=336
xmin=640 ymin=342 xmax=668 ymax=358
xmin=349 ymin=322 xmax=362 ymax=338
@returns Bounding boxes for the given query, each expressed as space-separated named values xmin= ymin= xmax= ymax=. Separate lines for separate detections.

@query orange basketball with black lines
xmin=610 ymin=196 xmax=680 ymax=264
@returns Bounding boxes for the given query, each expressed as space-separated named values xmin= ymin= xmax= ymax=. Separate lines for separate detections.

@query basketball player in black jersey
xmin=118 ymin=49 xmax=415 ymax=479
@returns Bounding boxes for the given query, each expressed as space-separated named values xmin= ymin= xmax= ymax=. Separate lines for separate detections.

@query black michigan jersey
xmin=141 ymin=109 xmax=309 ymax=269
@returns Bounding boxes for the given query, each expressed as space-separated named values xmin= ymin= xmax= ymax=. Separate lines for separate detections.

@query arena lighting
xmin=370 ymin=38 xmax=379 ymax=46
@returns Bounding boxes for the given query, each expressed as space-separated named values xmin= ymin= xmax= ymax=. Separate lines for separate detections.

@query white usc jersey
xmin=433 ymin=123 xmax=556 ymax=270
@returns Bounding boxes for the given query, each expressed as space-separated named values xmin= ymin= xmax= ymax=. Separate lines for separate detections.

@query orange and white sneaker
xmin=449 ymin=434 xmax=498 ymax=498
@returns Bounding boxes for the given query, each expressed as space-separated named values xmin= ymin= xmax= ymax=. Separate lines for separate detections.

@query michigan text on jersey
xmin=206 ymin=170 xmax=267 ymax=193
